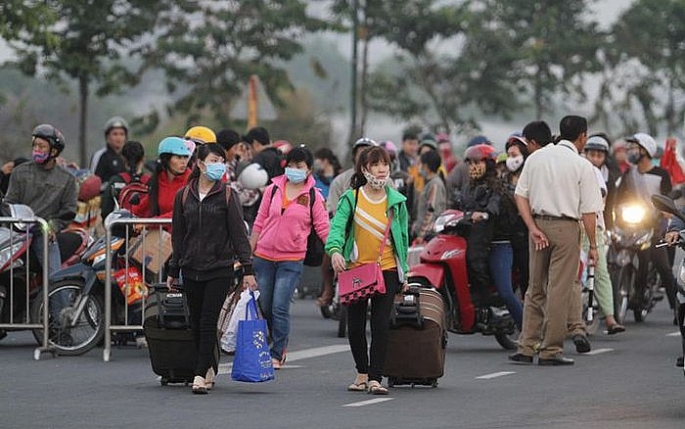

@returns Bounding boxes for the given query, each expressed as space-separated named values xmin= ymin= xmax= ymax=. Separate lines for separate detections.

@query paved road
xmin=1 ymin=295 xmax=683 ymax=429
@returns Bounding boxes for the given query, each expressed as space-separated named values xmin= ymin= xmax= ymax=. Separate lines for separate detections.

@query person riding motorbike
xmin=664 ymin=211 xmax=685 ymax=367
xmin=454 ymin=144 xmax=501 ymax=311
xmin=4 ymin=124 xmax=77 ymax=276
xmin=90 ymin=116 xmax=128 ymax=184
xmin=615 ymin=133 xmax=677 ymax=314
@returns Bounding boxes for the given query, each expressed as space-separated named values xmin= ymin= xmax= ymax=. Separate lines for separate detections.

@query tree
xmin=7 ymin=1 xmax=165 ymax=167
xmin=595 ymin=0 xmax=685 ymax=136
xmin=143 ymin=0 xmax=330 ymax=128
xmin=461 ymin=0 xmax=604 ymax=120
xmin=330 ymin=0 xmax=463 ymax=137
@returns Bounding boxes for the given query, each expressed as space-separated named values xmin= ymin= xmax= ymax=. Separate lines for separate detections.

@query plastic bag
xmin=231 ymin=291 xmax=275 ymax=383
xmin=220 ymin=289 xmax=260 ymax=354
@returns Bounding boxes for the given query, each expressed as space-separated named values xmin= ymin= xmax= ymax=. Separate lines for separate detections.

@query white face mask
xmin=505 ymin=155 xmax=524 ymax=172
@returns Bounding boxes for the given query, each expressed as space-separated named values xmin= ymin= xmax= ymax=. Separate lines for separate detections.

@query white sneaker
xmin=135 ymin=336 xmax=148 ymax=349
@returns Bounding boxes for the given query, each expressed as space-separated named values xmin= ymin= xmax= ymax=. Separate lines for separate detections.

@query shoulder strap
xmin=309 ymin=187 xmax=316 ymax=225
xmin=377 ymin=209 xmax=393 ymax=263
xmin=120 ymin=172 xmax=131 ymax=183
xmin=224 ymin=183 xmax=232 ymax=208
xmin=181 ymin=185 xmax=191 ymax=206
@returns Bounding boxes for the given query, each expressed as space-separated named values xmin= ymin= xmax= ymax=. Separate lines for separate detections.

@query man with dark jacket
xmin=90 ymin=116 xmax=128 ymax=185
xmin=244 ymin=127 xmax=283 ymax=182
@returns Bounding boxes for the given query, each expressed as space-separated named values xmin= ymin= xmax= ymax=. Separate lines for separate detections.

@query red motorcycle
xmin=407 ymin=209 xmax=520 ymax=350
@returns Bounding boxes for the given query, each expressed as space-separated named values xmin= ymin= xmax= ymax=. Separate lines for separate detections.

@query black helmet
xmin=32 ymin=124 xmax=65 ymax=155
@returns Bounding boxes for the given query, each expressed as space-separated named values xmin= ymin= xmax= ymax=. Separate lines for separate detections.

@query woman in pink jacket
xmin=250 ymin=146 xmax=329 ymax=369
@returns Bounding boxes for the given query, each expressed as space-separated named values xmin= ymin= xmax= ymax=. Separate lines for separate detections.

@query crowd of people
xmin=1 ymin=113 xmax=684 ymax=392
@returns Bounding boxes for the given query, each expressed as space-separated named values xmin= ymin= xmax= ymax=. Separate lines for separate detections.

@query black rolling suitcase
xmin=383 ymin=286 xmax=447 ymax=388
xmin=143 ymin=284 xmax=197 ymax=385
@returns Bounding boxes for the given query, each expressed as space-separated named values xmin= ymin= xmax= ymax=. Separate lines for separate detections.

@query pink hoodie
xmin=253 ymin=174 xmax=330 ymax=261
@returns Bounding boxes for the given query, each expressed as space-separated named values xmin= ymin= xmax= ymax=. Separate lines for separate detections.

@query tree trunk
xmin=78 ymin=74 xmax=89 ymax=168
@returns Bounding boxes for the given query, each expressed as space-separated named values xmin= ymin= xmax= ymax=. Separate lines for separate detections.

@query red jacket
xmin=133 ymin=169 xmax=191 ymax=219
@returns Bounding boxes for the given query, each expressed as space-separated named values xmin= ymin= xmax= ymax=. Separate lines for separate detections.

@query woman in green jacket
xmin=325 ymin=146 xmax=409 ymax=395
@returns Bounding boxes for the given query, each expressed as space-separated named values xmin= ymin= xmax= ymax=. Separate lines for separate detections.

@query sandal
xmin=192 ymin=376 xmax=208 ymax=394
xmin=347 ymin=374 xmax=368 ymax=391
xmin=367 ymin=380 xmax=389 ymax=395
xmin=205 ymin=368 xmax=215 ymax=390
xmin=607 ymin=324 xmax=626 ymax=335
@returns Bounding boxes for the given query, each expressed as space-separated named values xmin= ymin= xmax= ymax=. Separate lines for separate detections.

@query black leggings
xmin=184 ymin=276 xmax=231 ymax=377
xmin=346 ymin=270 xmax=399 ymax=382
xmin=637 ymin=245 xmax=676 ymax=310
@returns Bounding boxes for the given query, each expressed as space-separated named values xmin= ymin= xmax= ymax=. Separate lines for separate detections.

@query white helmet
xmin=238 ymin=163 xmax=268 ymax=189
xmin=628 ymin=133 xmax=657 ymax=158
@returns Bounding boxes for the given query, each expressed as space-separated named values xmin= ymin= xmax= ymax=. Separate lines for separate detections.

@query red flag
xmin=660 ymin=137 xmax=685 ymax=185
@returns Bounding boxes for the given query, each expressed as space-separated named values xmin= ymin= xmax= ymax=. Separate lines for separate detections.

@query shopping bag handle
xmin=245 ymin=290 xmax=259 ymax=320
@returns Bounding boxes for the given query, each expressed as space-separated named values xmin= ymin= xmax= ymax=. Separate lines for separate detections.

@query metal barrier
xmin=0 ymin=213 xmax=51 ymax=360
xmin=103 ymin=217 xmax=172 ymax=362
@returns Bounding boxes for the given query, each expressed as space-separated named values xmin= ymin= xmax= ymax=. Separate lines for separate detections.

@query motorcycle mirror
xmin=129 ymin=192 xmax=141 ymax=205
xmin=669 ymin=189 xmax=683 ymax=200
xmin=651 ymin=194 xmax=685 ymax=222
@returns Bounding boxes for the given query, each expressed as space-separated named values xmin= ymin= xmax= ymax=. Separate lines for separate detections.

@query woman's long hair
xmin=350 ymin=146 xmax=391 ymax=189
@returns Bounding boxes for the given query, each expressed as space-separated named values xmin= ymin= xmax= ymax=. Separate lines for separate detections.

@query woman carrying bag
xmin=250 ymin=146 xmax=330 ymax=370
xmin=167 ymin=143 xmax=256 ymax=394
xmin=325 ymin=146 xmax=409 ymax=395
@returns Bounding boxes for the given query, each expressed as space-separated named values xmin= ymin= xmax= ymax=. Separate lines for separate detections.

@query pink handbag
xmin=338 ymin=211 xmax=393 ymax=305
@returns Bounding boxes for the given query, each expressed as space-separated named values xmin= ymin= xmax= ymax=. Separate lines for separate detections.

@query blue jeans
xmin=253 ymin=257 xmax=304 ymax=361
xmin=31 ymin=230 xmax=62 ymax=277
xmin=488 ymin=242 xmax=523 ymax=329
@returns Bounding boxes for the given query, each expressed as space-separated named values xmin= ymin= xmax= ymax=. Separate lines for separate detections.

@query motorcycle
xmin=651 ymin=194 xmax=685 ymax=377
xmin=407 ymin=209 xmax=519 ymax=350
xmin=607 ymin=201 xmax=662 ymax=324
xmin=30 ymin=209 xmax=135 ymax=355
xmin=0 ymin=203 xmax=89 ymax=341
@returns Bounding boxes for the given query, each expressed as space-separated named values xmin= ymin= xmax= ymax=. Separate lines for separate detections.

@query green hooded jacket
xmin=324 ymin=186 xmax=409 ymax=282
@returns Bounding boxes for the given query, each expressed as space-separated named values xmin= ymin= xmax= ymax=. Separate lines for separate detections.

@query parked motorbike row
xmin=0 ymin=202 xmax=163 ymax=356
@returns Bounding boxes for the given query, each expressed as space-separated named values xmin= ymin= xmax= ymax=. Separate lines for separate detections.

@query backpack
xmin=267 ymin=185 xmax=324 ymax=267
xmin=117 ymin=172 xmax=151 ymax=212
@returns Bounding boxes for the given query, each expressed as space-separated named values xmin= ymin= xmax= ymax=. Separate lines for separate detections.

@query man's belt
xmin=533 ymin=214 xmax=578 ymax=222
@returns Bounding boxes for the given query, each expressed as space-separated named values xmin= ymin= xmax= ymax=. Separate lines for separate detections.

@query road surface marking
xmin=666 ymin=331 xmax=681 ymax=337
xmin=475 ymin=371 xmax=516 ymax=380
xmin=586 ymin=348 xmax=614 ymax=355
xmin=343 ymin=398 xmax=394 ymax=407
xmin=218 ymin=344 xmax=349 ymax=374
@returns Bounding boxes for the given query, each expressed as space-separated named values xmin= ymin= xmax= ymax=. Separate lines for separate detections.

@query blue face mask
xmin=285 ymin=167 xmax=307 ymax=184
xmin=204 ymin=162 xmax=226 ymax=181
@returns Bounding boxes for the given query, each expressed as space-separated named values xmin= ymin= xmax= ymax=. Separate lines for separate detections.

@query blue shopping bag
xmin=231 ymin=291 xmax=275 ymax=383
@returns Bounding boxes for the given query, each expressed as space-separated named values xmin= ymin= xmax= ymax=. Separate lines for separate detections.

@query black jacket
xmin=168 ymin=179 xmax=253 ymax=281
xmin=91 ymin=146 xmax=125 ymax=184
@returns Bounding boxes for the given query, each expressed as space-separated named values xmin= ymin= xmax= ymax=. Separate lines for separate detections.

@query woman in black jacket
xmin=167 ymin=143 xmax=256 ymax=394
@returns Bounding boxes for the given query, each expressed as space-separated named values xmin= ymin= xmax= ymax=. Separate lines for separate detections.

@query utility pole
xmin=348 ymin=0 xmax=359 ymax=149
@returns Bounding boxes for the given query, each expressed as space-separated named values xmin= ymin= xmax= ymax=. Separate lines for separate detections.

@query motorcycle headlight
xmin=621 ymin=205 xmax=647 ymax=224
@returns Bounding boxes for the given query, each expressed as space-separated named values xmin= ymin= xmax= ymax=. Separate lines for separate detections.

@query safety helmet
xmin=158 ymin=136 xmax=192 ymax=157
xmin=184 ymin=126 xmax=216 ymax=144
xmin=353 ymin=137 xmax=377 ymax=149
xmin=505 ymin=132 xmax=527 ymax=150
xmin=467 ymin=135 xmax=490 ymax=147
xmin=379 ymin=140 xmax=397 ymax=155
xmin=238 ymin=163 xmax=269 ymax=190
xmin=584 ymin=135 xmax=610 ymax=154
xmin=273 ymin=140 xmax=293 ymax=155
xmin=104 ymin=116 xmax=129 ymax=137
xmin=627 ymin=133 xmax=657 ymax=158
xmin=32 ymin=124 xmax=65 ymax=154
xmin=464 ymin=144 xmax=496 ymax=162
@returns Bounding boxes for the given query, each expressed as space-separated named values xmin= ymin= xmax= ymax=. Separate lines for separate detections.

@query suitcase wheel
xmin=388 ymin=378 xmax=395 ymax=388
xmin=160 ymin=378 xmax=169 ymax=386
xmin=431 ymin=379 xmax=438 ymax=388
